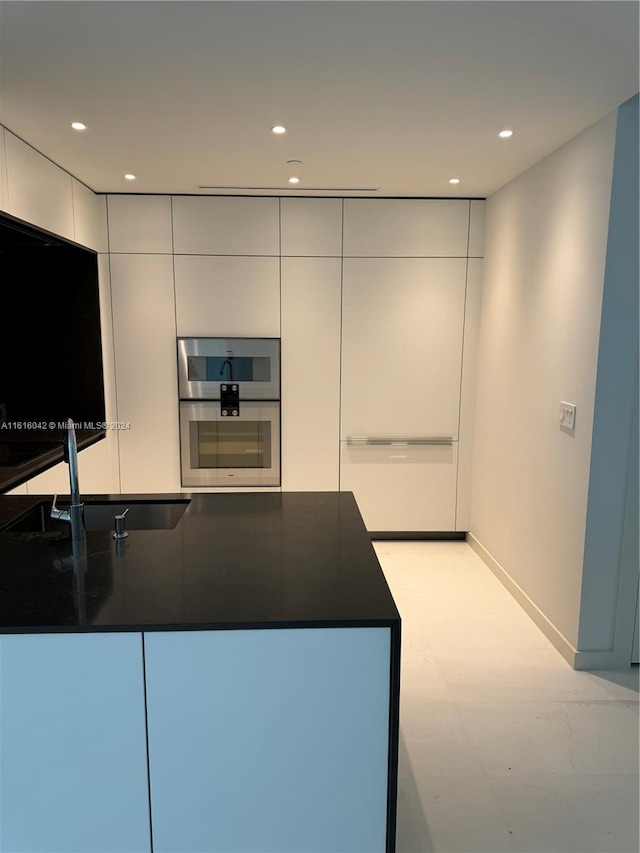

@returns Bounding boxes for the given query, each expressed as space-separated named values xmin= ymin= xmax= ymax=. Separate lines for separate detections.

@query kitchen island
xmin=0 ymin=491 xmax=401 ymax=853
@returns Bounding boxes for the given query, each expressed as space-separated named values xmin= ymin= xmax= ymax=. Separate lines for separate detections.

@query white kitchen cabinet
xmin=144 ymin=628 xmax=390 ymax=853
xmin=107 ymin=195 xmax=173 ymax=254
xmin=110 ymin=254 xmax=180 ymax=492
xmin=5 ymin=130 xmax=74 ymax=242
xmin=341 ymin=257 xmax=467 ymax=438
xmin=341 ymin=441 xmax=458 ymax=531
xmin=72 ymin=180 xmax=108 ymax=252
xmin=24 ymin=439 xmax=114 ymax=497
xmin=0 ymin=127 xmax=8 ymax=213
xmin=343 ymin=198 xmax=469 ymax=257
xmin=172 ymin=196 xmax=279 ymax=255
xmin=0 ymin=632 xmax=151 ymax=853
xmin=280 ymin=198 xmax=343 ymax=256
xmin=456 ymin=258 xmax=483 ymax=530
xmin=340 ymin=257 xmax=467 ymax=532
xmin=469 ymin=199 xmax=486 ymax=257
xmin=96 ymin=252 xmax=121 ymax=493
xmin=281 ymin=257 xmax=341 ymax=490
xmin=23 ymin=459 xmax=68 ymax=495
xmin=174 ymin=254 xmax=280 ymax=337
xmin=4 ymin=483 xmax=27 ymax=495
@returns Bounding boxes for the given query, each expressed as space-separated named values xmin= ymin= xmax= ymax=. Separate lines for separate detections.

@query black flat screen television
xmin=0 ymin=213 xmax=106 ymax=447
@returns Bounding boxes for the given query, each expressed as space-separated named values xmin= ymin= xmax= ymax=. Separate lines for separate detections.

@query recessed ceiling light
xmin=271 ymin=125 xmax=286 ymax=135
xmin=288 ymin=176 xmax=300 ymax=184
xmin=70 ymin=122 xmax=86 ymax=131
xmin=124 ymin=173 xmax=136 ymax=181
xmin=449 ymin=178 xmax=460 ymax=185
xmin=498 ymin=129 xmax=514 ymax=138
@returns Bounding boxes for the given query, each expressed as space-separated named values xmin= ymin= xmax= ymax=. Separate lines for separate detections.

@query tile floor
xmin=373 ymin=540 xmax=640 ymax=853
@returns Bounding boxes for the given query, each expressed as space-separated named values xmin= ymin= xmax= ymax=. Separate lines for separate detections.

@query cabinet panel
xmin=174 ymin=255 xmax=280 ymax=337
xmin=280 ymin=198 xmax=342 ymax=256
xmin=172 ymin=196 xmax=279 ymax=255
xmin=96 ymin=252 xmax=121 ymax=493
xmin=281 ymin=258 xmax=341 ymax=490
xmin=341 ymin=257 xmax=467 ymax=438
xmin=0 ymin=632 xmax=151 ymax=853
xmin=107 ymin=195 xmax=173 ymax=253
xmin=110 ymin=254 xmax=180 ymax=492
xmin=344 ymin=198 xmax=469 ymax=257
xmin=144 ymin=628 xmax=390 ymax=853
xmin=72 ymin=180 xmax=108 ymax=251
xmin=4 ymin=483 xmax=27 ymax=495
xmin=340 ymin=441 xmax=458 ymax=531
xmin=24 ymin=459 xmax=68 ymax=495
xmin=5 ymin=131 xmax=74 ymax=241
xmin=469 ymin=200 xmax=486 ymax=257
xmin=456 ymin=258 xmax=483 ymax=530
xmin=25 ymin=438 xmax=113 ymax=496
xmin=0 ymin=127 xmax=8 ymax=213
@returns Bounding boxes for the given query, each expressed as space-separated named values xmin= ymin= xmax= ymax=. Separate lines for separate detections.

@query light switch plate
xmin=560 ymin=401 xmax=576 ymax=430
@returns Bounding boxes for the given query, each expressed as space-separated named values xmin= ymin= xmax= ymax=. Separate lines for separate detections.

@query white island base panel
xmin=145 ymin=627 xmax=391 ymax=853
xmin=0 ymin=627 xmax=392 ymax=853
xmin=0 ymin=632 xmax=151 ymax=853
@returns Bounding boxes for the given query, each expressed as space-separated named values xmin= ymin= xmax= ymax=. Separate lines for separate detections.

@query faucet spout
xmin=66 ymin=418 xmax=81 ymax=508
xmin=51 ymin=418 xmax=85 ymax=541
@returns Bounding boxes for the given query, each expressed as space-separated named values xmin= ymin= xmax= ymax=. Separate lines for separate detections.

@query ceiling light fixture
xmin=70 ymin=122 xmax=86 ymax=131
xmin=498 ymin=129 xmax=514 ymax=138
xmin=449 ymin=178 xmax=460 ymax=185
xmin=271 ymin=125 xmax=286 ymax=134
xmin=288 ymin=177 xmax=300 ymax=184
xmin=124 ymin=173 xmax=136 ymax=181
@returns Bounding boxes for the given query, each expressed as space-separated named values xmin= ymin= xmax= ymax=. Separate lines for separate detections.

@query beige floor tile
xmin=377 ymin=541 xmax=640 ymax=853
xmin=487 ymin=773 xmax=640 ymax=853
xmin=458 ymin=700 xmax=639 ymax=778
xmin=401 ymin=700 xmax=485 ymax=779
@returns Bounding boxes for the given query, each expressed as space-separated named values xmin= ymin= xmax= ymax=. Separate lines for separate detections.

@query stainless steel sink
xmin=4 ymin=500 xmax=190 ymax=533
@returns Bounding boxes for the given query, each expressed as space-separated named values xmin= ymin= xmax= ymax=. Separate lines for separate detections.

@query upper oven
xmin=178 ymin=337 xmax=280 ymax=401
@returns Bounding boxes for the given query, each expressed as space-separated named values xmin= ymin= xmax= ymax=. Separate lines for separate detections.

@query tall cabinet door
xmin=340 ymin=257 xmax=467 ymax=531
xmin=281 ymin=257 xmax=342 ymax=490
xmin=144 ymin=628 xmax=390 ymax=853
xmin=0 ymin=633 xmax=151 ymax=853
xmin=110 ymin=254 xmax=180 ymax=492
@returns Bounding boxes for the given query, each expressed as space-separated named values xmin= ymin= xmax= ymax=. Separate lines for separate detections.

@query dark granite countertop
xmin=0 ymin=429 xmax=105 ymax=493
xmin=0 ymin=491 xmax=400 ymax=634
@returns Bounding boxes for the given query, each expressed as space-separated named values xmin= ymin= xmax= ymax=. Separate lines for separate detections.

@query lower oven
xmin=179 ymin=400 xmax=280 ymax=487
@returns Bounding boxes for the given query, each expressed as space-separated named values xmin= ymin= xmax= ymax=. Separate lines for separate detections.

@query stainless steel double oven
xmin=178 ymin=337 xmax=281 ymax=487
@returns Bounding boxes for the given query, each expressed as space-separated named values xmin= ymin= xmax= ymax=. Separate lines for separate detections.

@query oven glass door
xmin=180 ymin=401 xmax=280 ymax=487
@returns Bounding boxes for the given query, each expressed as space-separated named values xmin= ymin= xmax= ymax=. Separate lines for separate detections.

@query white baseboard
xmin=466 ymin=533 xmax=579 ymax=668
xmin=466 ymin=533 xmax=633 ymax=671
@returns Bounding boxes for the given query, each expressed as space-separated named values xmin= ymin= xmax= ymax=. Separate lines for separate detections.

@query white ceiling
xmin=0 ymin=1 xmax=638 ymax=198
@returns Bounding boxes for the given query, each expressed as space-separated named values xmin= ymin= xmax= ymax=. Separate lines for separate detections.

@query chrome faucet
xmin=51 ymin=418 xmax=85 ymax=541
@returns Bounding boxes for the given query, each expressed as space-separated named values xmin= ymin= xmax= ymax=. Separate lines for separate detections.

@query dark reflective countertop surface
xmin=0 ymin=492 xmax=400 ymax=633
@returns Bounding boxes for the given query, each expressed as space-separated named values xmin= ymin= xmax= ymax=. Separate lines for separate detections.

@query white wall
xmin=578 ymin=94 xmax=639 ymax=667
xmin=469 ymin=110 xmax=621 ymax=662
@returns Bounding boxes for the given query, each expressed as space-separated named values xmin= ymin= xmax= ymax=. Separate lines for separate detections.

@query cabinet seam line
xmin=141 ymin=633 xmax=155 ymax=853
